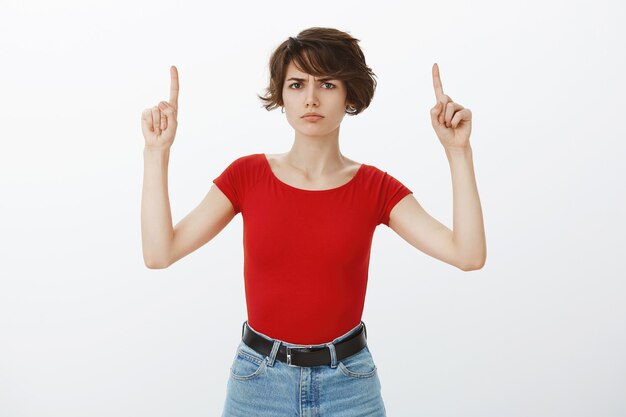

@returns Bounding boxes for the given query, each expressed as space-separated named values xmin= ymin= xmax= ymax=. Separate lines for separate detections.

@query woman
xmin=141 ymin=27 xmax=486 ymax=417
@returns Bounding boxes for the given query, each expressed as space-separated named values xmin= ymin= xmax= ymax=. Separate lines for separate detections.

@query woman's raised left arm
xmin=388 ymin=63 xmax=486 ymax=270
xmin=430 ymin=63 xmax=486 ymax=269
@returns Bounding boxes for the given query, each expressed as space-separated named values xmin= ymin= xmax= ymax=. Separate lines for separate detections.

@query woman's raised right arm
xmin=140 ymin=66 xmax=180 ymax=268
xmin=140 ymin=66 xmax=236 ymax=269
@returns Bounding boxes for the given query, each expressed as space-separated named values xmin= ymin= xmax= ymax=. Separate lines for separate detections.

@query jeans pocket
xmin=229 ymin=341 xmax=268 ymax=381
xmin=337 ymin=345 xmax=378 ymax=379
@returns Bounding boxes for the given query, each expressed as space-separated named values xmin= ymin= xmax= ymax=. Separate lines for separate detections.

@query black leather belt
xmin=241 ymin=321 xmax=368 ymax=367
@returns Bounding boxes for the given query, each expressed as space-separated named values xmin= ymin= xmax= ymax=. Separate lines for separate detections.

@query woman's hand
xmin=141 ymin=66 xmax=180 ymax=150
xmin=429 ymin=63 xmax=472 ymax=150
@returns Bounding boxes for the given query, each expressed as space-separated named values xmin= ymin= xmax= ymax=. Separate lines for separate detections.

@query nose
xmin=304 ymin=82 xmax=319 ymax=108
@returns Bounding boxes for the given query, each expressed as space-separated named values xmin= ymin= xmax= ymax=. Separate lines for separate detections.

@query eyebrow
xmin=286 ymin=76 xmax=336 ymax=82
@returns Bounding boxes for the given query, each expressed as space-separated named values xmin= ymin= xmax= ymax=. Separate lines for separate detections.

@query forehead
xmin=284 ymin=60 xmax=332 ymax=80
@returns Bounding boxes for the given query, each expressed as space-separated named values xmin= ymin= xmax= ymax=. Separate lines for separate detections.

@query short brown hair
xmin=257 ymin=27 xmax=377 ymax=116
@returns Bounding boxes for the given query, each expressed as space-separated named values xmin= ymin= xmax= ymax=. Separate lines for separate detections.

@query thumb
xmin=430 ymin=101 xmax=442 ymax=126
xmin=158 ymin=101 xmax=176 ymax=118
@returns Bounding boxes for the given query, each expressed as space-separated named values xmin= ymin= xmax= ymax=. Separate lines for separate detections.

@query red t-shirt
xmin=213 ymin=153 xmax=412 ymax=344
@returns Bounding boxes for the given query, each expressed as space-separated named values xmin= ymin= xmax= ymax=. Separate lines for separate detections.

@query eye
xmin=287 ymin=82 xmax=336 ymax=89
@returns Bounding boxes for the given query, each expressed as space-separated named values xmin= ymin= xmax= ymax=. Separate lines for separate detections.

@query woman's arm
xmin=445 ymin=145 xmax=486 ymax=268
xmin=141 ymin=147 xmax=175 ymax=268
xmin=388 ymin=145 xmax=485 ymax=271
xmin=140 ymin=66 xmax=236 ymax=269
xmin=387 ymin=64 xmax=486 ymax=271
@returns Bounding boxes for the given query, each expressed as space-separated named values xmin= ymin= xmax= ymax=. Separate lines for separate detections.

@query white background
xmin=1 ymin=0 xmax=625 ymax=416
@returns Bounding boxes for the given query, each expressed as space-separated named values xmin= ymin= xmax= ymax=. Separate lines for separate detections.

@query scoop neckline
xmin=261 ymin=153 xmax=365 ymax=193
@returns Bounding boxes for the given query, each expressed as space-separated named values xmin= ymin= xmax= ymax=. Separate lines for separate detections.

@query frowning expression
xmin=282 ymin=60 xmax=351 ymax=135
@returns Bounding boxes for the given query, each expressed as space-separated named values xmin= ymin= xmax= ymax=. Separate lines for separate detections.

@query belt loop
xmin=362 ymin=321 xmax=367 ymax=340
xmin=242 ymin=320 xmax=247 ymax=338
xmin=267 ymin=340 xmax=280 ymax=367
xmin=326 ymin=342 xmax=338 ymax=368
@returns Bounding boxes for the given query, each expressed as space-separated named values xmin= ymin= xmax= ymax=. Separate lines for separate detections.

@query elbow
xmin=453 ymin=238 xmax=487 ymax=272
xmin=461 ymin=263 xmax=483 ymax=272
xmin=143 ymin=256 xmax=171 ymax=269
xmin=145 ymin=262 xmax=167 ymax=269
xmin=455 ymin=243 xmax=487 ymax=271
xmin=460 ymin=255 xmax=486 ymax=271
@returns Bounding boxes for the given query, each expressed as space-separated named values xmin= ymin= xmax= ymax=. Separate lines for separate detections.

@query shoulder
xmin=222 ymin=153 xmax=266 ymax=171
xmin=229 ymin=153 xmax=264 ymax=165
xmin=357 ymin=161 xmax=386 ymax=181
xmin=359 ymin=163 xmax=411 ymax=192
xmin=357 ymin=160 xmax=402 ymax=178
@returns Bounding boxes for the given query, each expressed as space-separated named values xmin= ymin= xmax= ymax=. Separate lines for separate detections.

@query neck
xmin=286 ymin=126 xmax=346 ymax=175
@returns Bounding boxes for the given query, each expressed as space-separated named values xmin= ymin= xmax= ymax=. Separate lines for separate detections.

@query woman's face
xmin=281 ymin=60 xmax=351 ymax=136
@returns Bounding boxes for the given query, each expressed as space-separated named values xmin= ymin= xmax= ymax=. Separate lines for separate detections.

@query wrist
xmin=144 ymin=146 xmax=171 ymax=155
xmin=445 ymin=145 xmax=472 ymax=156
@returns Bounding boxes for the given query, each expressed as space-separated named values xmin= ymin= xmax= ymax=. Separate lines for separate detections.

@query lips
xmin=301 ymin=112 xmax=323 ymax=118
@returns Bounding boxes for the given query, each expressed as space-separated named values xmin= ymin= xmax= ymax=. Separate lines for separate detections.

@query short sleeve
xmin=212 ymin=158 xmax=244 ymax=214
xmin=378 ymin=172 xmax=413 ymax=227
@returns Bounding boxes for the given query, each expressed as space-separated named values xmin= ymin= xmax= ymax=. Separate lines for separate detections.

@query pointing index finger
xmin=432 ymin=63 xmax=444 ymax=101
xmin=169 ymin=65 xmax=179 ymax=106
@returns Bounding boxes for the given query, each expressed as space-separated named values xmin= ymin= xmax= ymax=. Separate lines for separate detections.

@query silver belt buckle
xmin=286 ymin=346 xmax=294 ymax=366
xmin=286 ymin=345 xmax=314 ymax=367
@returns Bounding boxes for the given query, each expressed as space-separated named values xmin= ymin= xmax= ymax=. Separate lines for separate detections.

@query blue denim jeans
xmin=221 ymin=320 xmax=387 ymax=416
